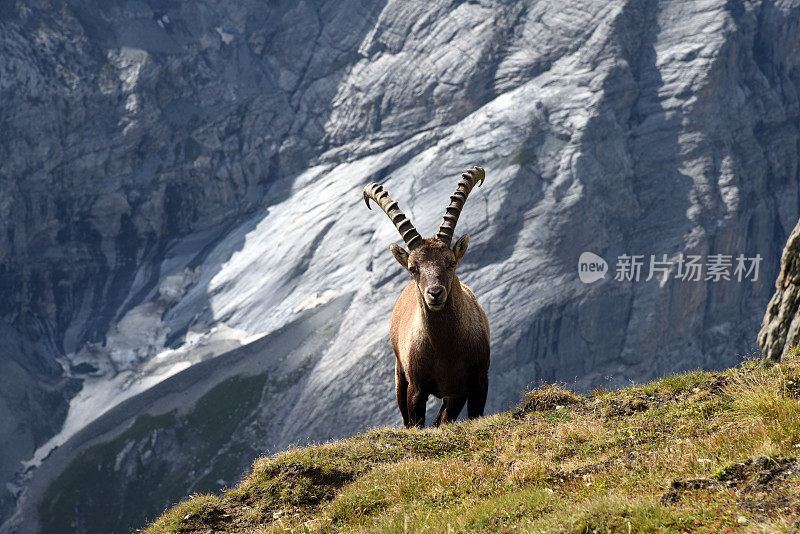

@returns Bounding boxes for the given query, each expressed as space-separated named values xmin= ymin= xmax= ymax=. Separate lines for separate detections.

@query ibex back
xmin=363 ymin=167 xmax=490 ymax=428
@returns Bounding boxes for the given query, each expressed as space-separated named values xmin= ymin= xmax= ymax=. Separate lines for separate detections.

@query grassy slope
xmin=143 ymin=352 xmax=800 ymax=533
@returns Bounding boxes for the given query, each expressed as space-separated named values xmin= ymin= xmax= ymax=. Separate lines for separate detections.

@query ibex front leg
xmin=395 ymin=363 xmax=409 ymax=427
xmin=406 ymin=384 xmax=428 ymax=428
xmin=467 ymin=371 xmax=488 ymax=419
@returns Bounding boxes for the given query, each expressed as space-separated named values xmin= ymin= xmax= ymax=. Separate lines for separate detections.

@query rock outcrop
xmin=2 ymin=0 xmax=800 ymax=532
xmin=759 ymin=219 xmax=800 ymax=361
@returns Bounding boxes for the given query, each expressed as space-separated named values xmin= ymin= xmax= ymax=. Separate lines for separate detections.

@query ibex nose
xmin=426 ymin=286 xmax=445 ymax=303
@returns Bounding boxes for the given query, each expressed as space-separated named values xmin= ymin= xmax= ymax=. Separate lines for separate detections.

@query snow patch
xmin=108 ymin=46 xmax=149 ymax=93
xmin=293 ymin=290 xmax=341 ymax=313
xmin=215 ymin=27 xmax=234 ymax=45
xmin=159 ymin=268 xmax=200 ymax=305
xmin=23 ymin=320 xmax=252 ymax=471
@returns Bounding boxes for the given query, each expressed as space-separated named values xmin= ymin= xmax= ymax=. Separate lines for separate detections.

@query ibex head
xmin=364 ymin=167 xmax=485 ymax=311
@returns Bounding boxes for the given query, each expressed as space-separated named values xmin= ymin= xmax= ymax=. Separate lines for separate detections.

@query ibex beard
xmin=364 ymin=167 xmax=491 ymax=428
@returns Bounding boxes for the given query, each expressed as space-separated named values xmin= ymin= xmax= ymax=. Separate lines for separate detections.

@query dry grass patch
xmin=724 ymin=366 xmax=800 ymax=449
xmin=513 ymin=384 xmax=584 ymax=418
xmin=145 ymin=493 xmax=231 ymax=534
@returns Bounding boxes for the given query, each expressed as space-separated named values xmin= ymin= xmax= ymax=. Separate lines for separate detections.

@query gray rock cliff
xmin=1 ymin=0 xmax=799 ymax=531
xmin=759 ymin=218 xmax=800 ymax=361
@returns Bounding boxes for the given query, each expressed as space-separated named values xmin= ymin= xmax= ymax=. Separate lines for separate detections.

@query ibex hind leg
xmin=433 ymin=395 xmax=467 ymax=427
xmin=446 ymin=395 xmax=468 ymax=424
xmin=433 ymin=400 xmax=447 ymax=427
xmin=467 ymin=372 xmax=488 ymax=419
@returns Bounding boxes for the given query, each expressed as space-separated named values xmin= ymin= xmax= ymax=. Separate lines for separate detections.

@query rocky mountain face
xmin=1 ymin=0 xmax=799 ymax=532
xmin=760 ymin=219 xmax=800 ymax=361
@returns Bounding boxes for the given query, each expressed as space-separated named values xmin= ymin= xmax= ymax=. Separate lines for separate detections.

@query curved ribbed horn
xmin=363 ymin=183 xmax=423 ymax=250
xmin=435 ymin=166 xmax=485 ymax=246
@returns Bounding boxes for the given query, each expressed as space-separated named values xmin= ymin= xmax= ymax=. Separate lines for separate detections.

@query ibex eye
xmin=449 ymin=261 xmax=456 ymax=268
xmin=409 ymin=266 xmax=417 ymax=274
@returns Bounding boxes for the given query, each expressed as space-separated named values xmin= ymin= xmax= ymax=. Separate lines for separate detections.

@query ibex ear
xmin=390 ymin=243 xmax=410 ymax=269
xmin=453 ymin=234 xmax=469 ymax=265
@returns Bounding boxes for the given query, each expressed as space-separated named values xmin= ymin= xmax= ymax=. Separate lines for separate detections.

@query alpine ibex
xmin=363 ymin=167 xmax=490 ymax=428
